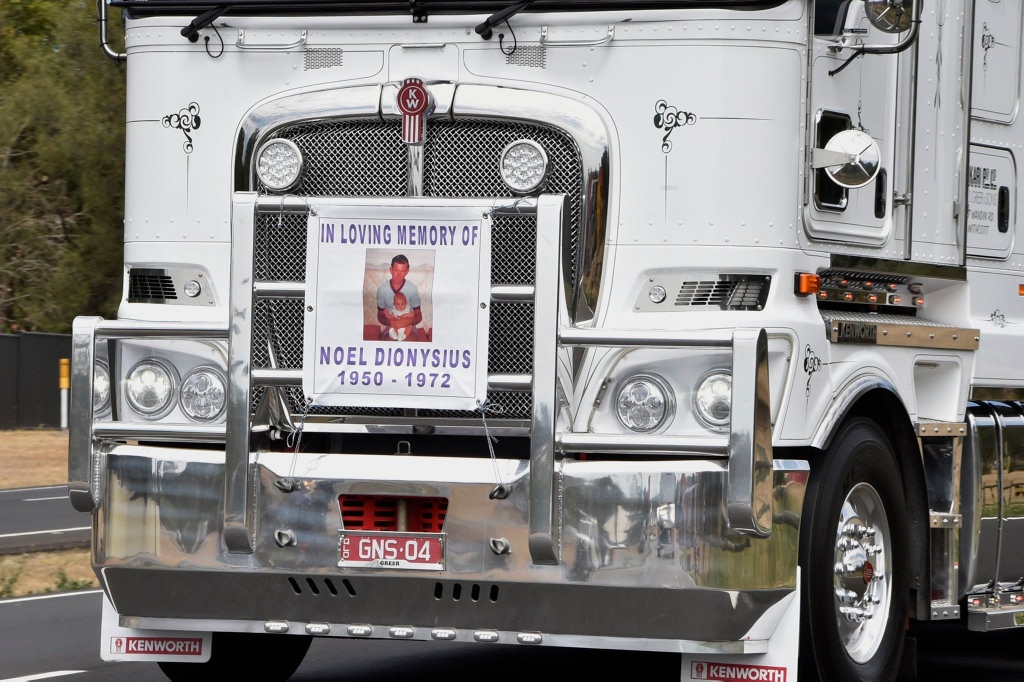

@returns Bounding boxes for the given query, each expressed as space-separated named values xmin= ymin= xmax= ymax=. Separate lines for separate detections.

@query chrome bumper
xmin=98 ymin=445 xmax=806 ymax=651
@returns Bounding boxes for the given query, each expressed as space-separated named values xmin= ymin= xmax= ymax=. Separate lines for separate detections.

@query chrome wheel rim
xmin=832 ymin=481 xmax=892 ymax=663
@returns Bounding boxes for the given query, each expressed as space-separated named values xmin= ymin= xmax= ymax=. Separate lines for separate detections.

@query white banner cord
xmin=286 ymin=397 xmax=315 ymax=478
xmin=477 ymin=399 xmax=510 ymax=499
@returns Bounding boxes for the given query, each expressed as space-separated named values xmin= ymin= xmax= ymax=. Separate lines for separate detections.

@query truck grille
xmin=339 ymin=495 xmax=448 ymax=532
xmin=249 ymin=118 xmax=584 ymax=421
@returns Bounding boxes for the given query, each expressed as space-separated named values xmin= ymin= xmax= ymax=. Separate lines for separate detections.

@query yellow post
xmin=60 ymin=358 xmax=70 ymax=428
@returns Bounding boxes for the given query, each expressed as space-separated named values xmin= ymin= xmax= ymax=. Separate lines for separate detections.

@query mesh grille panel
xmin=255 ymin=213 xmax=308 ymax=282
xmin=506 ymin=45 xmax=546 ymax=68
xmin=251 ymin=118 xmax=583 ymax=421
xmin=284 ymin=119 xmax=407 ymax=197
xmin=304 ymin=48 xmax=344 ymax=70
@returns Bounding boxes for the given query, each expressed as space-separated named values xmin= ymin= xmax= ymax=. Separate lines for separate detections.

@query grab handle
xmin=539 ymin=25 xmax=614 ymax=46
xmin=236 ymin=29 xmax=308 ymax=50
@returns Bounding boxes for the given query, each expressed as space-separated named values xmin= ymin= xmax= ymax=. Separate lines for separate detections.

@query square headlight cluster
xmin=591 ymin=349 xmax=738 ymax=437
xmin=93 ymin=340 xmax=228 ymax=423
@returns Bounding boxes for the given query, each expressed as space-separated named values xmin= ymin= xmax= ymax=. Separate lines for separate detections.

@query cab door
xmin=805 ymin=1 xmax=972 ymax=267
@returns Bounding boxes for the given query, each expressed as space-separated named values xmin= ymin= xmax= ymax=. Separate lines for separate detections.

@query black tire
xmin=158 ymin=632 xmax=312 ymax=682
xmin=799 ymin=417 xmax=909 ymax=681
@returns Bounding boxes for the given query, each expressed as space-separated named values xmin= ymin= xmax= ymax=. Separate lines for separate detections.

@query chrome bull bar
xmin=69 ymin=192 xmax=773 ymax=562
xmin=67 ymin=317 xmax=229 ymax=513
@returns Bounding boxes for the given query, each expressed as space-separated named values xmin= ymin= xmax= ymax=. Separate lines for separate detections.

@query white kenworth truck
xmin=69 ymin=0 xmax=1024 ymax=679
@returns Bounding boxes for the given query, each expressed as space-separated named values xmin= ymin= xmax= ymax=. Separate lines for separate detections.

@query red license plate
xmin=338 ymin=532 xmax=444 ymax=570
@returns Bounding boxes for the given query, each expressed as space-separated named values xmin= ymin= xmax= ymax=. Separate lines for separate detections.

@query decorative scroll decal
xmin=162 ymin=102 xmax=201 ymax=154
xmin=980 ymin=22 xmax=1009 ymax=71
xmin=803 ymin=344 xmax=822 ymax=397
xmin=653 ymin=99 xmax=696 ymax=153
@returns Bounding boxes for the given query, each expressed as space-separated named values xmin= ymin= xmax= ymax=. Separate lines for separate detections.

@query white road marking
xmin=0 ymin=671 xmax=85 ymax=681
xmin=0 ymin=486 xmax=66 ymax=494
xmin=0 ymin=527 xmax=90 ymax=539
xmin=0 ymin=589 xmax=102 ymax=605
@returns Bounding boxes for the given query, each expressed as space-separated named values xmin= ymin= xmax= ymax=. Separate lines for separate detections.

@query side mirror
xmin=864 ymin=0 xmax=915 ymax=34
xmin=811 ymin=129 xmax=881 ymax=189
xmin=826 ymin=0 xmax=919 ymax=76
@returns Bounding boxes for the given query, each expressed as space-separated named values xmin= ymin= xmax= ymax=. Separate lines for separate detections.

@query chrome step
xmin=966 ymin=592 xmax=1024 ymax=631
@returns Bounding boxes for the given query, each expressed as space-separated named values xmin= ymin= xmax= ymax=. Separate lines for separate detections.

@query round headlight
xmin=93 ymin=362 xmax=111 ymax=416
xmin=124 ymin=359 xmax=177 ymax=419
xmin=180 ymin=367 xmax=226 ymax=422
xmin=256 ymin=138 xmax=304 ymax=191
xmin=615 ymin=374 xmax=674 ymax=433
xmin=499 ymin=139 xmax=549 ymax=194
xmin=694 ymin=370 xmax=732 ymax=431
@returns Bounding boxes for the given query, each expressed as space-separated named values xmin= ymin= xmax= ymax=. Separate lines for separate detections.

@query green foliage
xmin=54 ymin=567 xmax=96 ymax=592
xmin=0 ymin=0 xmax=125 ymax=333
xmin=0 ymin=556 xmax=26 ymax=598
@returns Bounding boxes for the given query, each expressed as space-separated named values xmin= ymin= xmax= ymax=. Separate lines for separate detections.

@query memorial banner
xmin=303 ymin=204 xmax=491 ymax=409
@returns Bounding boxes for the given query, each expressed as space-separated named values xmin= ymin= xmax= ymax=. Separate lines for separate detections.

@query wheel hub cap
xmin=832 ymin=482 xmax=892 ymax=662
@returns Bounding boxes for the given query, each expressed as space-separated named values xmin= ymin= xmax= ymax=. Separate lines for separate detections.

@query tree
xmin=0 ymin=0 xmax=125 ymax=333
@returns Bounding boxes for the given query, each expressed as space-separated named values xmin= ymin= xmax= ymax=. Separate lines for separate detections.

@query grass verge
xmin=1 ymin=429 xmax=96 ymax=597
xmin=1 ymin=549 xmax=96 ymax=598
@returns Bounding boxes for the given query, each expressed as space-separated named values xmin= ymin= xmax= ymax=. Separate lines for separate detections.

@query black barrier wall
xmin=0 ymin=332 xmax=72 ymax=430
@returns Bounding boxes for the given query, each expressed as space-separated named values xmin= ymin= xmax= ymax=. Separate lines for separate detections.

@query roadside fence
xmin=0 ymin=332 xmax=72 ymax=430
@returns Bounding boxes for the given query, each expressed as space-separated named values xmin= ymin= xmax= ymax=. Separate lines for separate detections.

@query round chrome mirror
xmin=824 ymin=129 xmax=881 ymax=189
xmin=864 ymin=0 xmax=914 ymax=34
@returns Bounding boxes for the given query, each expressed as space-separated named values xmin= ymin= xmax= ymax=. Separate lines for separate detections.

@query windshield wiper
xmin=475 ymin=0 xmax=537 ymax=40
xmin=181 ymin=5 xmax=227 ymax=42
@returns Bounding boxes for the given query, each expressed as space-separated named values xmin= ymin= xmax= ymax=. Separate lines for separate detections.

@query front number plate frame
xmin=338 ymin=530 xmax=445 ymax=570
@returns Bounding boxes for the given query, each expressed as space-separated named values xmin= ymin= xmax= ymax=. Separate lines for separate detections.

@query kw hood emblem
xmin=397 ymin=77 xmax=433 ymax=146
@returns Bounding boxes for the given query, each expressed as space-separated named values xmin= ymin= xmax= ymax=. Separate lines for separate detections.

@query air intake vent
xmin=675 ymin=275 xmax=770 ymax=311
xmin=127 ymin=268 xmax=177 ymax=302
xmin=506 ymin=45 xmax=546 ymax=68
xmin=339 ymin=495 xmax=448 ymax=533
xmin=304 ymin=48 xmax=343 ymax=70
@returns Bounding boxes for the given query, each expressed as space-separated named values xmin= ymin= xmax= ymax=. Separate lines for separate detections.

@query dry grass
xmin=0 ymin=429 xmax=96 ymax=597
xmin=2 ymin=429 xmax=70 ymax=489
xmin=0 ymin=549 xmax=96 ymax=598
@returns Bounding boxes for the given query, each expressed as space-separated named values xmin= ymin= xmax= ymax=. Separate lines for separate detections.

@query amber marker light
xmin=795 ymin=272 xmax=821 ymax=296
xmin=1019 ymin=284 xmax=1024 ymax=296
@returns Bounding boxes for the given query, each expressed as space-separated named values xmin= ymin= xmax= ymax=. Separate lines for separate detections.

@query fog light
xmin=180 ymin=367 xmax=226 ymax=422
xmin=125 ymin=359 xmax=176 ymax=419
xmin=499 ymin=139 xmax=548 ymax=194
xmin=694 ymin=370 xmax=731 ymax=431
xmin=616 ymin=374 xmax=674 ymax=433
xmin=256 ymin=138 xmax=304 ymax=191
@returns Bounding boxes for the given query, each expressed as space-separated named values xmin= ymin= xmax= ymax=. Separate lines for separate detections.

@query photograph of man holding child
xmin=363 ymin=250 xmax=434 ymax=342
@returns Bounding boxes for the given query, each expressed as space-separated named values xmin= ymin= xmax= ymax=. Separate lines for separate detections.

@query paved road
xmin=2 ymin=491 xmax=1023 ymax=680
xmin=0 ymin=485 xmax=90 ymax=554
xmin=2 ymin=590 xmax=1024 ymax=681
